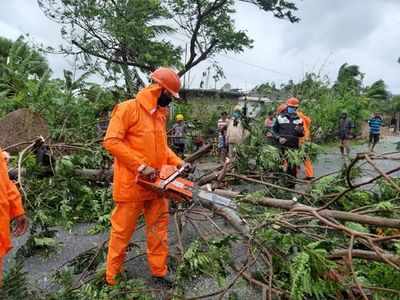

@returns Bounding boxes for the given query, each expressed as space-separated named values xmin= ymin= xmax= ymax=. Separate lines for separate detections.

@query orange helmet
xmin=276 ymin=103 xmax=287 ymax=113
xmin=287 ymin=97 xmax=300 ymax=107
xmin=151 ymin=67 xmax=181 ymax=98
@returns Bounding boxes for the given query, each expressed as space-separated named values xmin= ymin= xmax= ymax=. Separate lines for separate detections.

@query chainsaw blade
xmin=193 ymin=189 xmax=237 ymax=210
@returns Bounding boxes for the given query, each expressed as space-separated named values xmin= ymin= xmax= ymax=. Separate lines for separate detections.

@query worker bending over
xmin=0 ymin=150 xmax=28 ymax=286
xmin=103 ymin=67 xmax=183 ymax=286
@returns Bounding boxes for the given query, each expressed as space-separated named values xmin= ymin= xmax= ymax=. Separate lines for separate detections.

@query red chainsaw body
xmin=137 ymin=165 xmax=194 ymax=202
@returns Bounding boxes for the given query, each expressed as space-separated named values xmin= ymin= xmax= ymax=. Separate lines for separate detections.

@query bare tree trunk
xmin=243 ymin=197 xmax=400 ymax=229
xmin=330 ymin=249 xmax=400 ymax=264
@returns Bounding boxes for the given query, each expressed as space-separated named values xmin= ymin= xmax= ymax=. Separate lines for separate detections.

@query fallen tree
xmin=242 ymin=197 xmax=400 ymax=229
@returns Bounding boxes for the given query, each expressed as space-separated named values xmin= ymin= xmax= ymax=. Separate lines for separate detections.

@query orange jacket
xmin=297 ymin=111 xmax=311 ymax=143
xmin=0 ymin=150 xmax=24 ymax=257
xmin=103 ymin=84 xmax=183 ymax=202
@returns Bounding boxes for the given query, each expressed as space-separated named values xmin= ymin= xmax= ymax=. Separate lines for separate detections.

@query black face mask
xmin=158 ymin=92 xmax=172 ymax=107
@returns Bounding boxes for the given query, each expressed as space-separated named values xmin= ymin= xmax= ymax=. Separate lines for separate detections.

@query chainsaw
xmin=136 ymin=164 xmax=237 ymax=210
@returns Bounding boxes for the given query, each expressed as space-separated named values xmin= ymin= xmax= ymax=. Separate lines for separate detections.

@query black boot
xmin=152 ymin=273 xmax=175 ymax=289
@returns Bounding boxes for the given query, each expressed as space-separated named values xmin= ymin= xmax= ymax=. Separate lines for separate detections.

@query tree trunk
xmin=243 ymin=197 xmax=400 ymax=229
xmin=121 ymin=53 xmax=134 ymax=98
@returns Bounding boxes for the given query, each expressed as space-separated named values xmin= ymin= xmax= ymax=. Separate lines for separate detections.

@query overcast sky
xmin=1 ymin=0 xmax=399 ymax=93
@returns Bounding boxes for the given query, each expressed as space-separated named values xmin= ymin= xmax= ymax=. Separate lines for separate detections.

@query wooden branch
xmin=365 ymin=154 xmax=400 ymax=193
xmin=71 ymin=40 xmax=152 ymax=71
xmin=74 ymin=169 xmax=113 ymax=181
xmin=228 ymin=173 xmax=310 ymax=197
xmin=242 ymin=197 xmax=400 ymax=229
xmin=330 ymin=249 xmax=400 ymax=265
xmin=185 ymin=144 xmax=212 ymax=163
xmin=196 ymin=167 xmax=223 ymax=185
xmin=194 ymin=188 xmax=250 ymax=236
xmin=212 ymin=189 xmax=240 ymax=198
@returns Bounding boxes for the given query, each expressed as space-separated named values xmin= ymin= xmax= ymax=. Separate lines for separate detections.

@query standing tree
xmin=0 ymin=36 xmax=50 ymax=97
xmin=334 ymin=63 xmax=364 ymax=97
xmin=364 ymin=79 xmax=389 ymax=102
xmin=38 ymin=0 xmax=299 ymax=97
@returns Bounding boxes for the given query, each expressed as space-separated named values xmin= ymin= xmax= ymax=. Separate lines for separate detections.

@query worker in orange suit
xmin=103 ymin=67 xmax=184 ymax=287
xmin=297 ymin=109 xmax=314 ymax=180
xmin=0 ymin=150 xmax=28 ymax=287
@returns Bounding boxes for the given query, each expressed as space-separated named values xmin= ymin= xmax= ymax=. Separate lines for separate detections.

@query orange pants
xmin=106 ymin=198 xmax=169 ymax=285
xmin=304 ymin=159 xmax=314 ymax=178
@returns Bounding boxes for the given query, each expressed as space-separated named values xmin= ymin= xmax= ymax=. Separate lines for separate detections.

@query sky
xmin=0 ymin=0 xmax=399 ymax=93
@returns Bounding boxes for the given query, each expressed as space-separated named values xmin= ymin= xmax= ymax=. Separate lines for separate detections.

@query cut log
xmin=243 ymin=197 xmax=400 ymax=229
xmin=196 ymin=171 xmax=221 ymax=185
xmin=185 ymin=144 xmax=212 ymax=163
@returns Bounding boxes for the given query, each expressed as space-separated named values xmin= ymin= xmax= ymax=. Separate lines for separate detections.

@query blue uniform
xmin=368 ymin=116 xmax=383 ymax=134
xmin=368 ymin=116 xmax=383 ymax=149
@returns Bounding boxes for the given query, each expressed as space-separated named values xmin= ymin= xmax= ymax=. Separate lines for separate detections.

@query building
xmin=236 ymin=96 xmax=273 ymax=118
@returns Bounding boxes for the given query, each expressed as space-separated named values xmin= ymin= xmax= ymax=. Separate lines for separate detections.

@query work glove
xmin=13 ymin=214 xmax=29 ymax=237
xmin=279 ymin=137 xmax=287 ymax=145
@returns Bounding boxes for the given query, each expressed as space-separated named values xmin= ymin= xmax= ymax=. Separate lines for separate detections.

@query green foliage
xmin=48 ymin=268 xmax=153 ymax=300
xmin=17 ymin=229 xmax=59 ymax=257
xmin=255 ymin=64 xmax=388 ymax=142
xmin=39 ymin=0 xmax=181 ymax=95
xmin=0 ymin=261 xmax=30 ymax=300
xmin=289 ymin=243 xmax=340 ymax=300
xmin=177 ymin=237 xmax=234 ymax=286
xmin=235 ymin=118 xmax=322 ymax=173
xmin=39 ymin=0 xmax=298 ymax=95
xmin=310 ymin=175 xmax=343 ymax=198
xmin=378 ymin=178 xmax=400 ymax=200
xmin=0 ymin=36 xmax=50 ymax=97
xmin=335 ymin=63 xmax=363 ymax=96
xmin=16 ymin=152 xmax=113 ymax=232
xmin=357 ymin=261 xmax=400 ymax=300
xmin=345 ymin=222 xmax=370 ymax=234
xmin=365 ymin=80 xmax=389 ymax=102
xmin=255 ymin=225 xmax=343 ymax=300
xmin=340 ymin=190 xmax=374 ymax=211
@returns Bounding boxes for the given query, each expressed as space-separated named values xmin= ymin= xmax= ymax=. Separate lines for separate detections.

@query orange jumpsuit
xmin=0 ymin=150 xmax=25 ymax=278
xmin=103 ymin=84 xmax=183 ymax=285
xmin=297 ymin=112 xmax=314 ymax=178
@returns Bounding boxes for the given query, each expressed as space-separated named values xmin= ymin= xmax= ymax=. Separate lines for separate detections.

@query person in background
xmin=272 ymin=98 xmax=304 ymax=181
xmin=227 ymin=105 xmax=249 ymax=160
xmin=0 ymin=150 xmax=28 ymax=287
xmin=217 ymin=111 xmax=229 ymax=162
xmin=264 ymin=111 xmax=275 ymax=139
xmin=368 ymin=112 xmax=383 ymax=152
xmin=338 ymin=112 xmax=353 ymax=156
xmin=171 ymin=114 xmax=186 ymax=157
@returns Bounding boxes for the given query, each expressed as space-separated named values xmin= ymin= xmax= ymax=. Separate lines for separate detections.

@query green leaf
xmin=345 ymin=222 xmax=370 ymax=234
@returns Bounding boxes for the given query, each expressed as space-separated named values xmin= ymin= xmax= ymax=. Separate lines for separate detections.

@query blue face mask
xmin=287 ymin=107 xmax=297 ymax=114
